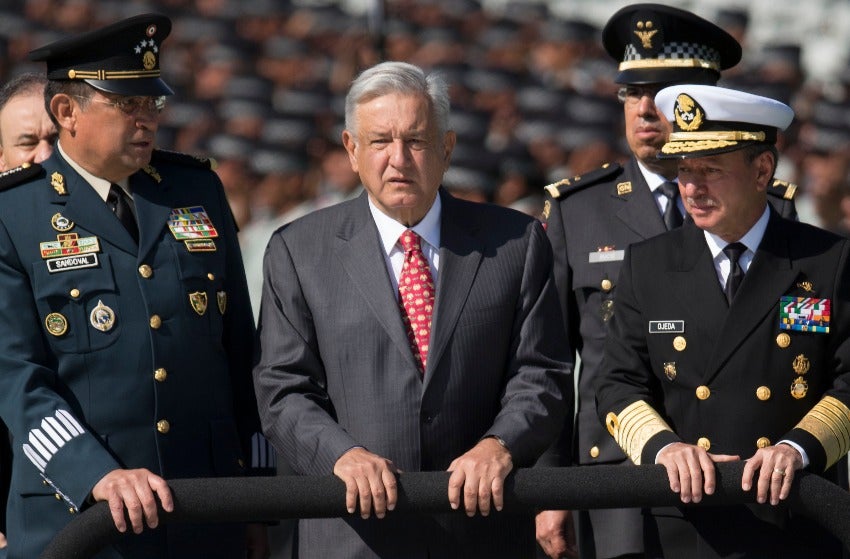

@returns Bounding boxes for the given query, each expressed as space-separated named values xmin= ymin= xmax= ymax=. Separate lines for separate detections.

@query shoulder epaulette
xmin=768 ymin=178 xmax=797 ymax=201
xmin=151 ymin=149 xmax=217 ymax=171
xmin=543 ymin=162 xmax=623 ymax=200
xmin=0 ymin=162 xmax=43 ymax=193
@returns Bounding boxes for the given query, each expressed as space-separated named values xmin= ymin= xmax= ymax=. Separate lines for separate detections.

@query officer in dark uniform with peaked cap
xmin=0 ymin=13 xmax=274 ymax=559
xmin=537 ymin=5 xmax=796 ymax=559
xmin=597 ymin=84 xmax=846 ymax=558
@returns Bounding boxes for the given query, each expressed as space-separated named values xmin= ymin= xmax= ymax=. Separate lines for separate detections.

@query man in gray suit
xmin=253 ymin=61 xmax=573 ymax=559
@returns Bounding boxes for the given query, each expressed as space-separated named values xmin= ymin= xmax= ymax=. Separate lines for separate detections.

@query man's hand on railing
xmin=91 ymin=468 xmax=174 ymax=534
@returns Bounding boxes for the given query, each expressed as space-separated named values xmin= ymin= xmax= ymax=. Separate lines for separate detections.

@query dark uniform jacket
xmin=596 ymin=210 xmax=850 ymax=557
xmin=542 ymin=156 xmax=798 ymax=558
xmin=0 ymin=150 xmax=271 ymax=559
xmin=254 ymin=189 xmax=573 ymax=559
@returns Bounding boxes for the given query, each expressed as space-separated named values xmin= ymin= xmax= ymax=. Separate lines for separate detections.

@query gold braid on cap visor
xmin=619 ymin=58 xmax=721 ymax=71
xmin=605 ymin=400 xmax=673 ymax=465
xmin=661 ymin=131 xmax=767 ymax=155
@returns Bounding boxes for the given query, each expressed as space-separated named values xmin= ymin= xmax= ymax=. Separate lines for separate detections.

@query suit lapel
xmin=615 ymin=158 xmax=668 ymax=240
xmin=130 ymin=171 xmax=172 ymax=262
xmin=668 ymin=223 xmax=728 ymax=354
xmin=425 ymin=191 xmax=483 ymax=384
xmin=335 ymin=194 xmax=420 ymax=371
xmin=49 ymin=155 xmax=138 ymax=256
xmin=705 ymin=212 xmax=797 ymax=380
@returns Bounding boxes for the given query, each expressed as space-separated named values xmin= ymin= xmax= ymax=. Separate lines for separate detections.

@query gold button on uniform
xmin=696 ymin=385 xmax=711 ymax=400
xmin=756 ymin=386 xmax=771 ymax=401
xmin=138 ymin=264 xmax=153 ymax=278
xmin=54 ymin=493 xmax=61 ymax=500
xmin=207 ymin=273 xmax=215 ymax=281
xmin=673 ymin=336 xmax=687 ymax=351
xmin=589 ymin=446 xmax=600 ymax=458
xmin=69 ymin=288 xmax=80 ymax=298
xmin=238 ymin=459 xmax=245 ymax=468
xmin=776 ymin=333 xmax=791 ymax=348
xmin=601 ymin=279 xmax=613 ymax=292
xmin=697 ymin=437 xmax=711 ymax=451
xmin=154 ymin=368 xmax=167 ymax=382
xmin=157 ymin=419 xmax=170 ymax=434
xmin=757 ymin=437 xmax=771 ymax=449
xmin=149 ymin=315 xmax=162 ymax=329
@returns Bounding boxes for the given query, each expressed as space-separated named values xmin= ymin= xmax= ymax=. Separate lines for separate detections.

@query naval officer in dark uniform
xmin=597 ymin=84 xmax=847 ymax=558
xmin=537 ymin=6 xmax=755 ymax=559
xmin=0 ymin=14 xmax=274 ymax=559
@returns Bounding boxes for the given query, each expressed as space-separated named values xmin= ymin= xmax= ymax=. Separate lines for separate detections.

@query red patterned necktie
xmin=398 ymin=229 xmax=435 ymax=372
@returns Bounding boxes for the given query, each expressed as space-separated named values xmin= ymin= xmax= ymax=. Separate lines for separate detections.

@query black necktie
xmin=107 ymin=184 xmax=139 ymax=244
xmin=723 ymin=242 xmax=746 ymax=305
xmin=658 ymin=181 xmax=683 ymax=230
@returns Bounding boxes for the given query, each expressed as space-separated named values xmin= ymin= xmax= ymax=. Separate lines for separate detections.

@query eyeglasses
xmin=617 ymin=85 xmax=662 ymax=105
xmin=74 ymin=95 xmax=167 ymax=115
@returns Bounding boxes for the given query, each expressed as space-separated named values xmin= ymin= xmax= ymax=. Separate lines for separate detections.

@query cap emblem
xmin=674 ymin=94 xmax=704 ymax=132
xmin=146 ymin=24 xmax=157 ymax=37
xmin=633 ymin=20 xmax=659 ymax=50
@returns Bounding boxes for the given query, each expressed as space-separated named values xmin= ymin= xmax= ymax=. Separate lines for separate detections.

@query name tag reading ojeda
xmin=648 ymin=320 xmax=685 ymax=334
xmin=588 ymin=250 xmax=625 ymax=264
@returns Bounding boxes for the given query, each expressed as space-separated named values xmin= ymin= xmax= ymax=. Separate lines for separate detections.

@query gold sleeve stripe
xmin=605 ymin=400 xmax=673 ymax=465
xmin=795 ymin=396 xmax=850 ymax=469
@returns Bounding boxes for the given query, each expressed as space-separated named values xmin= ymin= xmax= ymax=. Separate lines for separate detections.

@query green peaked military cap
xmin=29 ymin=13 xmax=174 ymax=97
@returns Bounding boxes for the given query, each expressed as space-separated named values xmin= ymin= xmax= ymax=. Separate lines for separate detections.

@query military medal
xmin=168 ymin=206 xmax=219 ymax=252
xmin=792 ymin=354 xmax=810 ymax=375
xmin=51 ymin=213 xmax=74 ymax=232
xmin=45 ymin=312 xmax=68 ymax=336
xmin=779 ymin=296 xmax=830 ymax=333
xmin=189 ymin=291 xmax=208 ymax=316
xmin=89 ymin=300 xmax=115 ymax=332
xmin=663 ymin=362 xmax=677 ymax=381
xmin=40 ymin=233 xmax=100 ymax=259
xmin=217 ymin=291 xmax=227 ymax=315
xmin=790 ymin=376 xmax=808 ymax=399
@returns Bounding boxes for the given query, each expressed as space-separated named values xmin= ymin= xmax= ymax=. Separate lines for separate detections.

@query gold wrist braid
xmin=795 ymin=396 xmax=850 ymax=469
xmin=606 ymin=400 xmax=673 ymax=465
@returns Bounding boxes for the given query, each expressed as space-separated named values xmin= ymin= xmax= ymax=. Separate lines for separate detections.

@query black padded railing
xmin=40 ymin=462 xmax=850 ymax=559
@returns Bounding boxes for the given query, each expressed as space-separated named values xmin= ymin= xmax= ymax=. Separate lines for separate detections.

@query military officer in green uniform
xmin=0 ymin=13 xmax=274 ymax=559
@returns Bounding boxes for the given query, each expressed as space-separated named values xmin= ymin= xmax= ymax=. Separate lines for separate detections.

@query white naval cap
xmin=655 ymin=84 xmax=794 ymax=159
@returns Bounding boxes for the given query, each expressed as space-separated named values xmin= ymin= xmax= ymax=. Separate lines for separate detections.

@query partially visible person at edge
xmin=597 ymin=83 xmax=847 ymax=558
xmin=533 ymin=4 xmax=796 ymax=558
xmin=0 ymin=71 xmax=57 ymax=553
xmin=0 ymin=73 xmax=57 ymax=172
xmin=253 ymin=61 xmax=573 ymax=559
xmin=0 ymin=13 xmax=274 ymax=558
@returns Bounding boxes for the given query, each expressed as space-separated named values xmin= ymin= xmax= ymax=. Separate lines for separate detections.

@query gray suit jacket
xmin=254 ymin=189 xmax=573 ymax=559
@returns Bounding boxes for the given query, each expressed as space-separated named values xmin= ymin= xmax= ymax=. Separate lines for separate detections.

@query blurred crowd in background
xmin=3 ymin=0 xmax=850 ymax=316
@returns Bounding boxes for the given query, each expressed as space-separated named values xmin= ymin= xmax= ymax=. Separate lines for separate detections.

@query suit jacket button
xmin=756 ymin=386 xmax=771 ymax=401
xmin=150 ymin=314 xmax=162 ymax=329
xmin=154 ymin=368 xmax=168 ymax=382
xmin=695 ymin=385 xmax=711 ymax=400
xmin=157 ymin=419 xmax=170 ymax=434
xmin=697 ymin=437 xmax=711 ymax=451
xmin=69 ymin=288 xmax=80 ymax=298
xmin=756 ymin=437 xmax=771 ymax=449
xmin=138 ymin=264 xmax=153 ymax=278
xmin=589 ymin=446 xmax=600 ymax=458
xmin=600 ymin=279 xmax=613 ymax=292
xmin=207 ymin=273 xmax=215 ymax=281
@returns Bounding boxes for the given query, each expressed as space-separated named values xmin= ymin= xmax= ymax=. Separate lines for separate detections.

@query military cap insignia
xmin=51 ymin=172 xmax=66 ymax=195
xmin=632 ymin=17 xmax=662 ymax=53
xmin=89 ymin=300 xmax=115 ymax=332
xmin=674 ymin=94 xmax=704 ymax=132
xmin=189 ymin=291 xmax=208 ymax=316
